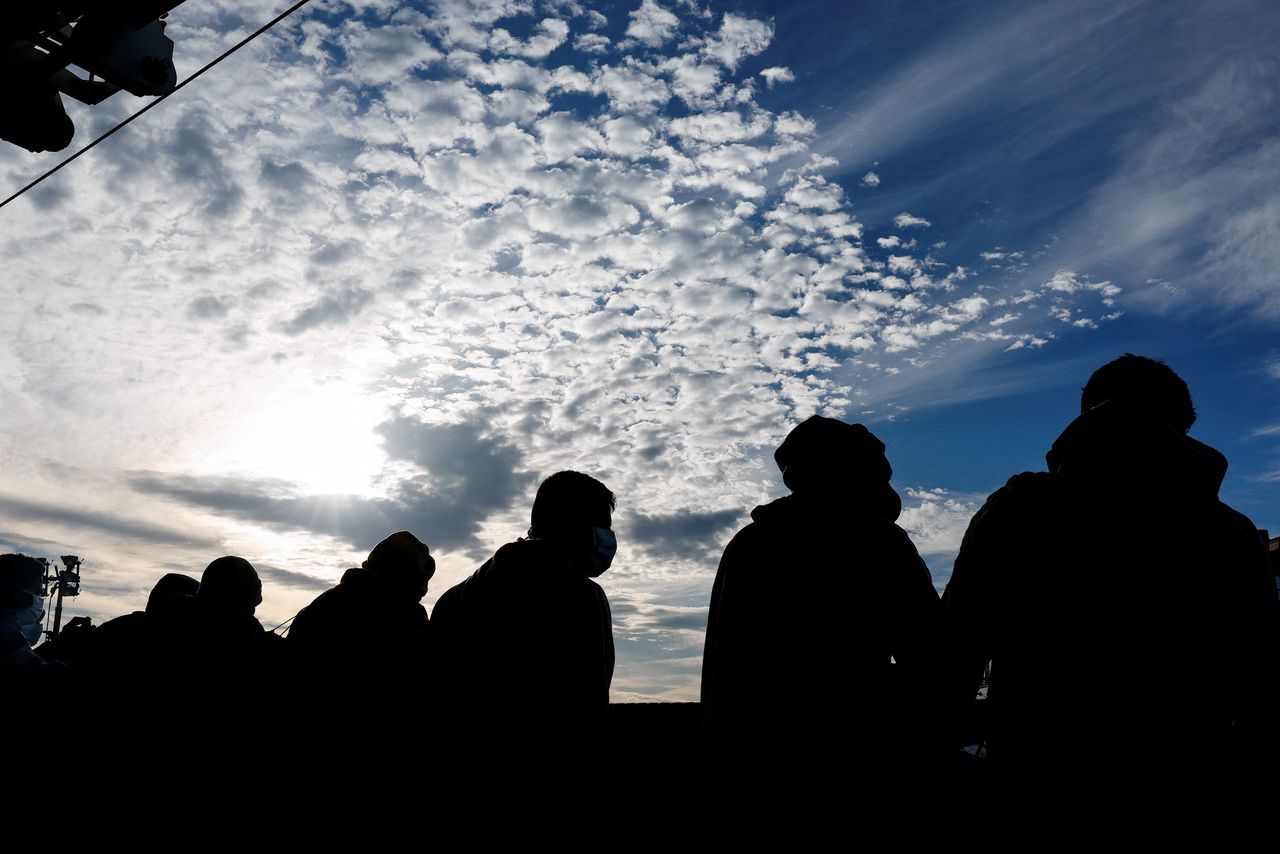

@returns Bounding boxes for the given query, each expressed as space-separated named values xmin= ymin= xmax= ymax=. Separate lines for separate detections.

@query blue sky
xmin=1 ymin=0 xmax=1277 ymax=699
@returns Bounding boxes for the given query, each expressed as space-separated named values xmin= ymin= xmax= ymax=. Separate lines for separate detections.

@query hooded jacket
xmin=701 ymin=485 xmax=939 ymax=768
xmin=289 ymin=566 xmax=429 ymax=672
xmin=939 ymin=401 xmax=1279 ymax=775
xmin=431 ymin=538 xmax=614 ymax=732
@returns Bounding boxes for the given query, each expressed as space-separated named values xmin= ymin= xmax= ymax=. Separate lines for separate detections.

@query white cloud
xmin=535 ymin=112 xmax=604 ymax=161
xmin=950 ymin=295 xmax=989 ymax=319
xmin=700 ymin=13 xmax=773 ymax=71
xmin=877 ymin=235 xmax=901 ymax=248
xmin=332 ymin=21 xmax=443 ymax=86
xmin=668 ymin=110 xmax=771 ymax=143
xmin=894 ymin=212 xmax=931 ymax=228
xmin=782 ymin=175 xmax=844 ymax=211
xmin=490 ymin=18 xmax=571 ymax=59
xmin=594 ymin=62 xmax=672 ymax=114
xmin=525 ymin=195 xmax=640 ymax=237
xmin=625 ymin=0 xmax=681 ymax=47
xmin=1005 ymin=335 xmax=1048 ymax=351
xmin=601 ymin=115 xmax=653 ymax=157
xmin=1045 ymin=269 xmax=1083 ymax=292
xmin=1043 ymin=270 xmax=1117 ymax=300
xmin=773 ymin=110 xmax=816 ymax=137
xmin=759 ymin=66 xmax=795 ymax=87
xmin=861 ymin=171 xmax=881 ymax=187
xmin=887 ymin=255 xmax=918 ymax=274
xmin=660 ymin=53 xmax=725 ymax=107
xmin=574 ymin=33 xmax=611 ymax=53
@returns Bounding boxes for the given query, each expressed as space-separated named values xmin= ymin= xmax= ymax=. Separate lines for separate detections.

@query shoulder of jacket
xmin=972 ymin=471 xmax=1063 ymax=518
xmin=726 ymin=521 xmax=763 ymax=547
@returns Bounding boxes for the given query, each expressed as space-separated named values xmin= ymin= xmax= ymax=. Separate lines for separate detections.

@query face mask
xmin=587 ymin=527 xmax=617 ymax=577
xmin=16 ymin=594 xmax=45 ymax=646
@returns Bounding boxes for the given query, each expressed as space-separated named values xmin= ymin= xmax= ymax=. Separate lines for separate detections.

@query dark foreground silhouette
xmin=431 ymin=471 xmax=617 ymax=770
xmin=702 ymin=416 xmax=941 ymax=781
xmin=3 ymin=359 xmax=1277 ymax=819
xmin=938 ymin=354 xmax=1280 ymax=793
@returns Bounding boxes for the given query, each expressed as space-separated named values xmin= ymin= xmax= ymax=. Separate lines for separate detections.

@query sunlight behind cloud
xmin=194 ymin=382 xmax=389 ymax=498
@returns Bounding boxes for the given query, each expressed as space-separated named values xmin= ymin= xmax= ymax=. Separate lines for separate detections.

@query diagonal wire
xmin=0 ymin=0 xmax=314 ymax=211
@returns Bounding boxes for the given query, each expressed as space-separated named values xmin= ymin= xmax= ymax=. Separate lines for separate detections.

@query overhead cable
xmin=0 ymin=0 xmax=315 ymax=211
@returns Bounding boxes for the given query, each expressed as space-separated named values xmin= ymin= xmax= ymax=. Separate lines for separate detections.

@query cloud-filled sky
xmin=3 ymin=0 xmax=1278 ymax=700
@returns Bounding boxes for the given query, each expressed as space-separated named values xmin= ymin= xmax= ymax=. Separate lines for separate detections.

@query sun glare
xmin=201 ymin=384 xmax=390 ymax=498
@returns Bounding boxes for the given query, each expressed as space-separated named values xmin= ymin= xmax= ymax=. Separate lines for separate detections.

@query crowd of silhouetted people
xmin=2 ymin=355 xmax=1277 ymax=812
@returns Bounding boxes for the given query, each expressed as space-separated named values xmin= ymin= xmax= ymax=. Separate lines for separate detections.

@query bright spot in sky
xmin=196 ymin=383 xmax=387 ymax=497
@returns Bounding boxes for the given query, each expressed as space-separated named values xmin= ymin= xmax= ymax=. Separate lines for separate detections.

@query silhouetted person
xmin=33 ymin=614 xmax=95 ymax=666
xmin=147 ymin=572 xmax=202 ymax=613
xmin=72 ymin=573 xmax=201 ymax=806
xmin=289 ymin=531 xmax=434 ymax=674
xmin=701 ymin=417 xmax=940 ymax=779
xmin=1 ymin=553 xmax=51 ymax=679
xmin=199 ymin=555 xmax=263 ymax=616
xmin=182 ymin=556 xmax=281 ymax=800
xmin=938 ymin=354 xmax=1279 ymax=787
xmin=1 ymin=554 xmax=67 ymax=786
xmin=283 ymin=532 xmax=435 ymax=807
xmin=186 ymin=555 xmax=282 ymax=678
xmin=432 ymin=471 xmax=617 ymax=764
xmin=84 ymin=572 xmax=199 ymax=674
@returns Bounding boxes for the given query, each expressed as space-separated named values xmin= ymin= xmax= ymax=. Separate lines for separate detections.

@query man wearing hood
xmin=284 ymin=531 xmax=434 ymax=805
xmin=288 ymin=530 xmax=434 ymax=681
xmin=939 ymin=354 xmax=1278 ymax=782
xmin=701 ymin=417 xmax=939 ymax=773
xmin=431 ymin=470 xmax=616 ymax=758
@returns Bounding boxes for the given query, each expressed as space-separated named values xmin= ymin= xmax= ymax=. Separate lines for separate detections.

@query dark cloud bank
xmin=131 ymin=416 xmax=533 ymax=554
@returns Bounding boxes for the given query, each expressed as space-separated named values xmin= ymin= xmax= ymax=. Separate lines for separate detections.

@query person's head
xmin=0 ymin=554 xmax=44 ymax=601
xmin=198 ymin=556 xmax=262 ymax=616
xmin=774 ymin=416 xmax=901 ymax=519
xmin=529 ymin=471 xmax=617 ymax=577
xmin=1081 ymin=354 xmax=1196 ymax=434
xmin=363 ymin=531 xmax=435 ymax=602
xmin=775 ymin=416 xmax=891 ymax=490
xmin=145 ymin=573 xmax=200 ymax=616
xmin=0 ymin=554 xmax=47 ymax=644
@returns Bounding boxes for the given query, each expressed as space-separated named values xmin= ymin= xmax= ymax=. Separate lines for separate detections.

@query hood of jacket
xmin=749 ymin=482 xmax=903 ymax=532
xmin=1045 ymin=400 xmax=1227 ymax=502
xmin=337 ymin=565 xmax=394 ymax=597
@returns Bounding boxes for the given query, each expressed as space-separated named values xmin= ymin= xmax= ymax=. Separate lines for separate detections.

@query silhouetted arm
xmin=1219 ymin=506 xmax=1280 ymax=759
xmin=701 ymin=526 xmax=765 ymax=757
xmin=937 ymin=495 xmax=1006 ymax=714
xmin=886 ymin=526 xmax=941 ymax=671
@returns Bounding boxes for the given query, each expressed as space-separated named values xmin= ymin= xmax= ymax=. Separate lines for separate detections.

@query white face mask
xmin=587 ymin=527 xmax=617 ymax=577
xmin=17 ymin=594 xmax=45 ymax=646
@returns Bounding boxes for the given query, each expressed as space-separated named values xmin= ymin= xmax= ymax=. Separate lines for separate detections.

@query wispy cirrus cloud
xmin=807 ymin=0 xmax=1280 ymax=324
